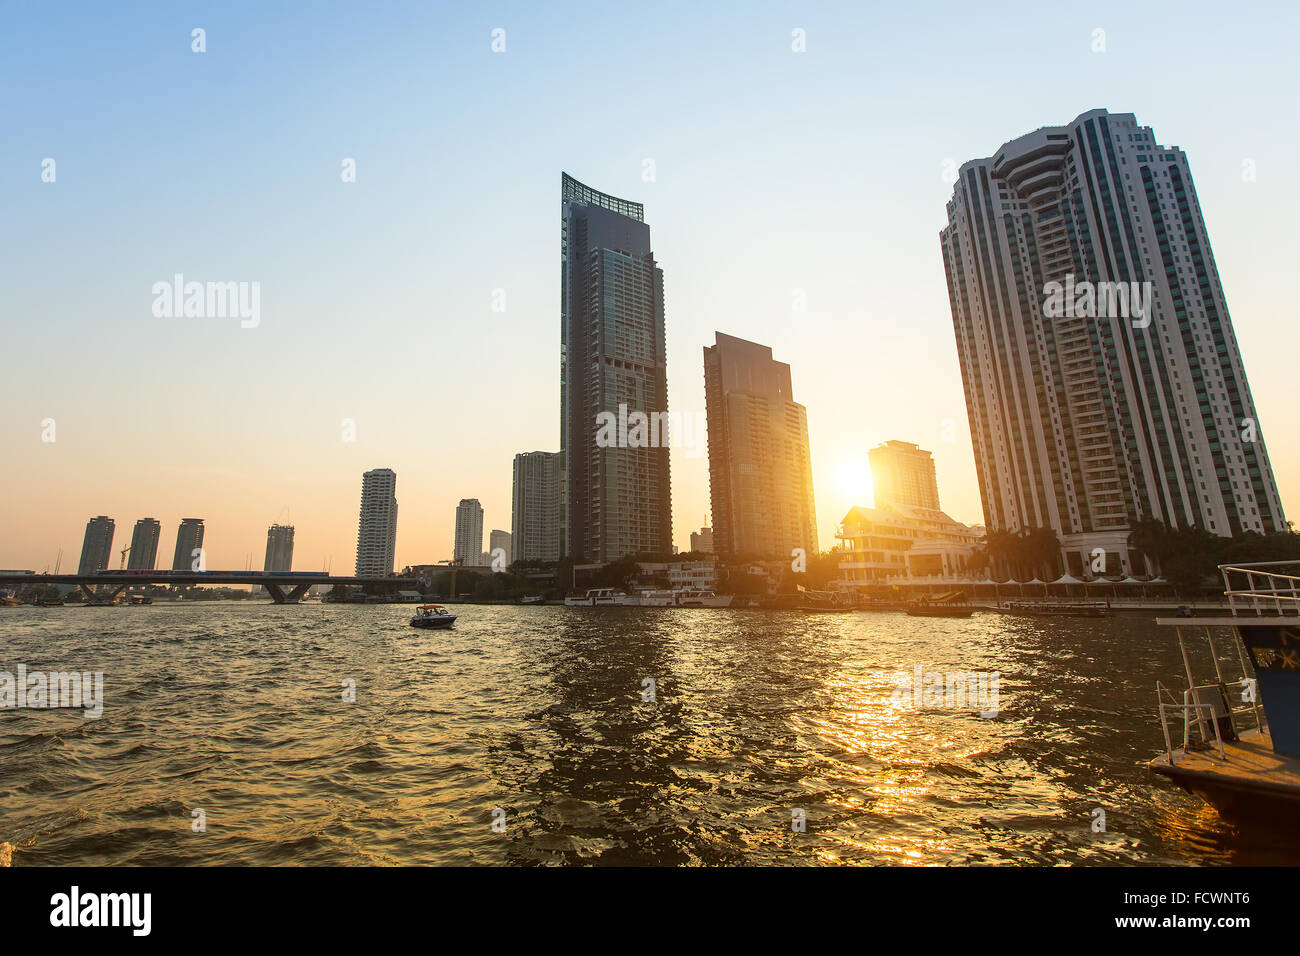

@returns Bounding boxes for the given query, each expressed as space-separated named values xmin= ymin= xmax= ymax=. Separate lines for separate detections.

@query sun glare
xmin=835 ymin=457 xmax=873 ymax=505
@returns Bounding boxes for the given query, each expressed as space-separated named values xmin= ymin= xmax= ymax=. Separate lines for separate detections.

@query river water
xmin=0 ymin=602 xmax=1289 ymax=865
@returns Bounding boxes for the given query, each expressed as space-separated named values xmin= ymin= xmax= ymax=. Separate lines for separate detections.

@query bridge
xmin=0 ymin=572 xmax=423 ymax=605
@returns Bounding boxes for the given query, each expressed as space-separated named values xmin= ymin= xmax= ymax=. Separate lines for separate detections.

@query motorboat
xmin=564 ymin=588 xmax=631 ymax=607
xmin=1148 ymin=562 xmax=1300 ymax=822
xmin=410 ymin=604 xmax=457 ymax=629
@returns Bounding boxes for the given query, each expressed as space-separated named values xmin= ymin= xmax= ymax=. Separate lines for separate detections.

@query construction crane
xmin=119 ymin=545 xmax=132 ymax=570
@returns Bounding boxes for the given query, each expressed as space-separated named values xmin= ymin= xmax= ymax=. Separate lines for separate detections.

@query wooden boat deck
xmin=1150 ymin=729 xmax=1300 ymax=794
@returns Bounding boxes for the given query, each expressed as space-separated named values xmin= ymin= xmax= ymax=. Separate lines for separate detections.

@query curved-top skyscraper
xmin=940 ymin=109 xmax=1285 ymax=576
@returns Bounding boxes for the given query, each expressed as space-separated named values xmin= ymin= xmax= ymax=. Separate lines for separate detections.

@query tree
xmin=1127 ymin=519 xmax=1171 ymax=576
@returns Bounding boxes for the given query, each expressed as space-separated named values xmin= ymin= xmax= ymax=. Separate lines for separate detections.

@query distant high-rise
xmin=870 ymin=441 xmax=941 ymax=511
xmin=941 ymin=109 xmax=1285 ymax=575
xmin=511 ymin=451 xmax=561 ymax=563
xmin=355 ymin=469 xmax=398 ymax=576
xmin=454 ymin=498 xmax=484 ymax=567
xmin=78 ymin=516 xmax=115 ymax=575
xmin=689 ymin=526 xmax=714 ymax=554
xmin=704 ymin=332 xmax=818 ymax=560
xmin=489 ymin=529 xmax=512 ymax=565
xmin=127 ymin=518 xmax=160 ymax=570
xmin=561 ymin=173 xmax=672 ymax=563
xmin=264 ymin=524 xmax=295 ymax=573
xmin=172 ymin=518 xmax=204 ymax=571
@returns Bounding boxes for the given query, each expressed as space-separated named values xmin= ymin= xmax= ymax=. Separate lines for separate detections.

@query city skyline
xmin=4 ymin=3 xmax=1299 ymax=572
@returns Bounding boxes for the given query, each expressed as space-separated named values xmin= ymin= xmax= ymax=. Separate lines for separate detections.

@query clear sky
xmin=2 ymin=0 xmax=1297 ymax=572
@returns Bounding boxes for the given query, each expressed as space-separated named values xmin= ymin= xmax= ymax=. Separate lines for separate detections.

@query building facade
xmin=488 ymin=529 xmax=511 ymax=566
xmin=561 ymin=173 xmax=672 ymax=563
xmin=172 ymin=518 xmax=204 ymax=572
xmin=78 ymin=515 xmax=115 ymax=575
xmin=355 ymin=469 xmax=398 ymax=576
xmin=454 ymin=498 xmax=484 ymax=567
xmin=511 ymin=451 xmax=561 ymax=563
xmin=940 ymin=109 xmax=1285 ymax=575
xmin=127 ymin=518 xmax=160 ymax=571
xmin=264 ymin=523 xmax=295 ymax=573
xmin=704 ymin=332 xmax=818 ymax=560
xmin=870 ymin=441 xmax=941 ymax=511
xmin=836 ymin=504 xmax=984 ymax=588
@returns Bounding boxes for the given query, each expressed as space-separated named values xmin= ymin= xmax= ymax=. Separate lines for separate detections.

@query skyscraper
xmin=512 ymin=450 xmax=561 ymax=563
xmin=870 ymin=441 xmax=941 ymax=511
xmin=127 ymin=518 xmax=160 ymax=570
xmin=489 ymin=529 xmax=512 ymax=565
xmin=941 ymin=109 xmax=1285 ymax=575
xmin=561 ymin=173 xmax=672 ymax=563
xmin=264 ymin=524 xmax=294 ymax=573
xmin=172 ymin=518 xmax=204 ymax=571
xmin=454 ymin=498 xmax=484 ymax=567
xmin=355 ymin=469 xmax=398 ymax=576
xmin=78 ymin=516 xmax=115 ymax=575
xmin=704 ymin=332 xmax=818 ymax=560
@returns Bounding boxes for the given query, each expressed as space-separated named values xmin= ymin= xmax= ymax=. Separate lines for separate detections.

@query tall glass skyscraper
xmin=560 ymin=173 xmax=672 ymax=563
xmin=941 ymin=109 xmax=1285 ymax=575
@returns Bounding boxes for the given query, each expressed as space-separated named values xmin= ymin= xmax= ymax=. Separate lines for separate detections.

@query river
xmin=0 ymin=603 xmax=1288 ymax=865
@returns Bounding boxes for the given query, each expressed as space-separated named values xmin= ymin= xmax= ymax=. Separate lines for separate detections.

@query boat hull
xmin=906 ymin=606 xmax=973 ymax=618
xmin=410 ymin=617 xmax=456 ymax=629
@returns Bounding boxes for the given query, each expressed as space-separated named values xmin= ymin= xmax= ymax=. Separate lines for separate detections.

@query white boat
xmin=673 ymin=588 xmax=733 ymax=608
xmin=564 ymin=588 xmax=631 ymax=607
xmin=634 ymin=589 xmax=678 ymax=607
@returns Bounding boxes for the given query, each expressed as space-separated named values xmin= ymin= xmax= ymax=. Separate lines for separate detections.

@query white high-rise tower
xmin=941 ymin=109 xmax=1284 ymax=575
xmin=454 ymin=498 xmax=484 ymax=567
xmin=355 ymin=468 xmax=398 ymax=576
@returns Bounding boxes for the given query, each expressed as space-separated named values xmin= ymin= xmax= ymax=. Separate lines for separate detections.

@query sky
xmin=2 ymin=0 xmax=1298 ymax=572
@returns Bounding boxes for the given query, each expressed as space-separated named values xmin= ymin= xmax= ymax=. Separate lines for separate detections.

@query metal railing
xmin=1156 ymin=681 xmax=1229 ymax=765
xmin=1221 ymin=561 xmax=1300 ymax=616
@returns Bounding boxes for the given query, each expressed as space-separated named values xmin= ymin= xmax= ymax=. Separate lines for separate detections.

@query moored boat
xmin=564 ymin=588 xmax=631 ymax=607
xmin=906 ymin=603 xmax=973 ymax=618
xmin=1004 ymin=600 xmax=1109 ymax=617
xmin=634 ymin=589 xmax=678 ymax=607
xmin=410 ymin=604 xmax=457 ymax=629
xmin=674 ymin=588 xmax=733 ymax=608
